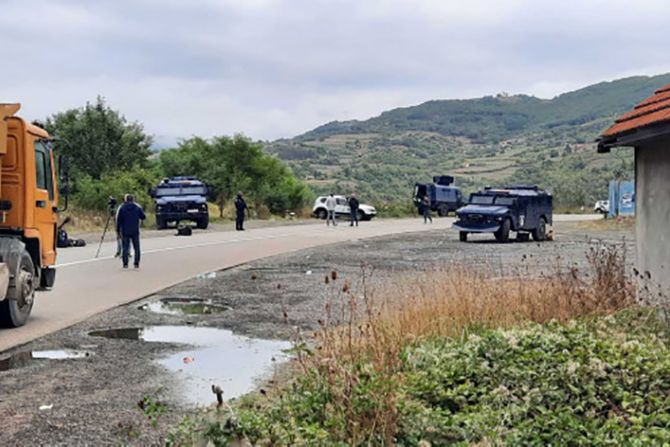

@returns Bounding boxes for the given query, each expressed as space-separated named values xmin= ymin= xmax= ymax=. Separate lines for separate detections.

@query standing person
xmin=422 ymin=195 xmax=433 ymax=224
xmin=348 ymin=193 xmax=360 ymax=227
xmin=234 ymin=192 xmax=248 ymax=231
xmin=116 ymin=194 xmax=145 ymax=268
xmin=325 ymin=193 xmax=337 ymax=227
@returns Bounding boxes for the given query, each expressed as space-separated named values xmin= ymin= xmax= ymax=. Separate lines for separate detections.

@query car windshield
xmin=469 ymin=195 xmax=494 ymax=205
xmin=156 ymin=185 xmax=207 ymax=197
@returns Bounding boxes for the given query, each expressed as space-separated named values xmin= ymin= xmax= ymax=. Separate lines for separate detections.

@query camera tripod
xmin=95 ymin=207 xmax=116 ymax=258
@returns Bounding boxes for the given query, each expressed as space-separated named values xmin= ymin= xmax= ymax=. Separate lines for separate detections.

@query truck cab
xmin=0 ymin=104 xmax=60 ymax=327
xmin=151 ymin=176 xmax=209 ymax=229
xmin=413 ymin=175 xmax=464 ymax=217
xmin=453 ymin=185 xmax=552 ymax=242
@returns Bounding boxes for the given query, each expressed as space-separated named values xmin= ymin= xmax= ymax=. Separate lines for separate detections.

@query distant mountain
xmin=266 ymin=73 xmax=670 ymax=208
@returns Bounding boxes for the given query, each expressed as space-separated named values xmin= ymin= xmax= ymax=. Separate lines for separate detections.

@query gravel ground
xmin=0 ymin=221 xmax=634 ymax=445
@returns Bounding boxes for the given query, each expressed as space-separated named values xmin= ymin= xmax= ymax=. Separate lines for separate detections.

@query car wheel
xmin=532 ymin=217 xmax=546 ymax=241
xmin=357 ymin=210 xmax=365 ymax=221
xmin=459 ymin=231 xmax=468 ymax=242
xmin=197 ymin=215 xmax=209 ymax=229
xmin=495 ymin=218 xmax=511 ymax=242
xmin=316 ymin=209 xmax=327 ymax=220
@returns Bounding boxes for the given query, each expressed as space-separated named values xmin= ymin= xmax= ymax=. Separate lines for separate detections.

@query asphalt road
xmin=0 ymin=215 xmax=601 ymax=352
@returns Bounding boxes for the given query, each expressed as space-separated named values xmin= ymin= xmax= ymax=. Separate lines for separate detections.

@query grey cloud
xmin=1 ymin=0 xmax=669 ymax=142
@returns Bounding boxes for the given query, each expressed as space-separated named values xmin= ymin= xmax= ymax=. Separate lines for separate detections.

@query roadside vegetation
xmin=159 ymin=243 xmax=670 ymax=446
xmin=45 ymin=97 xmax=312 ymax=228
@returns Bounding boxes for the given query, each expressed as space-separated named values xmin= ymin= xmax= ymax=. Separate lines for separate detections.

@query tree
xmin=159 ymin=135 xmax=311 ymax=217
xmin=45 ymin=97 xmax=153 ymax=180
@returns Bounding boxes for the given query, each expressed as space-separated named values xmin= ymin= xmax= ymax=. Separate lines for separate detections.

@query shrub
xmin=169 ymin=243 xmax=646 ymax=445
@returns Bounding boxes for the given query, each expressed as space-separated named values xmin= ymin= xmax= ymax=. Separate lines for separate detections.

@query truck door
xmin=33 ymin=140 xmax=57 ymax=266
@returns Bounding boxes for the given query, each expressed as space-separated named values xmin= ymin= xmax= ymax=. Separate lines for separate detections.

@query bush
xmin=168 ymin=244 xmax=645 ymax=446
xmin=72 ymin=168 xmax=160 ymax=211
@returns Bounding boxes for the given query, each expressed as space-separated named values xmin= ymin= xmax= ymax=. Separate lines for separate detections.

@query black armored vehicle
xmin=150 ymin=176 xmax=210 ymax=230
xmin=413 ymin=175 xmax=465 ymax=217
xmin=453 ymin=185 xmax=552 ymax=242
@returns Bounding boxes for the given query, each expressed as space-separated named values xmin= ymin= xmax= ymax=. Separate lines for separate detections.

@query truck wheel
xmin=459 ymin=231 xmax=468 ymax=242
xmin=316 ymin=209 xmax=327 ymax=220
xmin=197 ymin=216 xmax=209 ymax=229
xmin=495 ymin=218 xmax=511 ymax=242
xmin=0 ymin=251 xmax=35 ymax=328
xmin=437 ymin=205 xmax=449 ymax=217
xmin=156 ymin=217 xmax=167 ymax=230
xmin=532 ymin=217 xmax=547 ymax=241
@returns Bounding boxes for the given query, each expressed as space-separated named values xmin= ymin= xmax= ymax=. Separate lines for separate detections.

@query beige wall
xmin=636 ymin=140 xmax=670 ymax=305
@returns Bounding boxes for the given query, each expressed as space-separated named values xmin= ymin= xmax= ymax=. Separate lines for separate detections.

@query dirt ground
xmin=0 ymin=222 xmax=634 ymax=446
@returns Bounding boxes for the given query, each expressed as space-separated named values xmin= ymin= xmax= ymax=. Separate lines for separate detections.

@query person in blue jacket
xmin=116 ymin=194 xmax=146 ymax=268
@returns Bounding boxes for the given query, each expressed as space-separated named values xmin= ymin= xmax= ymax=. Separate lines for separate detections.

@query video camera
xmin=107 ymin=196 xmax=117 ymax=212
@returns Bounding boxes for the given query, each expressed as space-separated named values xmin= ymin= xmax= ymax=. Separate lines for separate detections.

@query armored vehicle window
xmin=470 ymin=195 xmax=494 ymax=205
xmin=155 ymin=185 xmax=207 ymax=197
xmin=495 ymin=197 xmax=516 ymax=206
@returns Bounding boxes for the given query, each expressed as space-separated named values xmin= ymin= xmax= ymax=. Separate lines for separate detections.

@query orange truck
xmin=0 ymin=104 xmax=61 ymax=327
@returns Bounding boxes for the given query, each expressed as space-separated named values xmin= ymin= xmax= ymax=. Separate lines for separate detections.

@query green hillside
xmin=266 ymin=73 xmax=670 ymax=208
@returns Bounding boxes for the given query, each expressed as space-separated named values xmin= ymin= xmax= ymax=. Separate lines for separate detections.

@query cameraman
xmin=116 ymin=194 xmax=146 ymax=268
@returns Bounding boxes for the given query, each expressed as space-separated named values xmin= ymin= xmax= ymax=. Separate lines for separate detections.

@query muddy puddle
xmin=90 ymin=325 xmax=291 ymax=406
xmin=0 ymin=349 xmax=93 ymax=371
xmin=138 ymin=297 xmax=229 ymax=315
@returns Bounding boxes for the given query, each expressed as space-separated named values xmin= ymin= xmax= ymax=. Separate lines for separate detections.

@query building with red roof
xmin=598 ymin=82 xmax=670 ymax=303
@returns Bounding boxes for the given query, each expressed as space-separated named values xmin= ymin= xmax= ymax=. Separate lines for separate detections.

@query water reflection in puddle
xmin=0 ymin=350 xmax=93 ymax=371
xmin=90 ymin=325 xmax=291 ymax=406
xmin=138 ymin=298 xmax=228 ymax=315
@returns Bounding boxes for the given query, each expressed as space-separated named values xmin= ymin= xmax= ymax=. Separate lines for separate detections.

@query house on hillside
xmin=598 ymin=82 xmax=670 ymax=304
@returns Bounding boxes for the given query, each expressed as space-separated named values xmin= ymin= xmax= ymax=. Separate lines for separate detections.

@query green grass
xmin=168 ymin=309 xmax=670 ymax=446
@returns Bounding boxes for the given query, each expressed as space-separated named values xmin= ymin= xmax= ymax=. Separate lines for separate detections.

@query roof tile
xmin=601 ymin=82 xmax=670 ymax=138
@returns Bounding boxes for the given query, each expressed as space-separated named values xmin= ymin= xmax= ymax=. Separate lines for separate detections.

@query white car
xmin=312 ymin=195 xmax=377 ymax=221
xmin=594 ymin=200 xmax=609 ymax=214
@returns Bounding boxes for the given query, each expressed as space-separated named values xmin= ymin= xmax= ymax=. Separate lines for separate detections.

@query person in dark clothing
xmin=348 ymin=193 xmax=360 ymax=227
xmin=234 ymin=192 xmax=248 ymax=231
xmin=116 ymin=194 xmax=146 ymax=268
xmin=422 ymin=195 xmax=433 ymax=224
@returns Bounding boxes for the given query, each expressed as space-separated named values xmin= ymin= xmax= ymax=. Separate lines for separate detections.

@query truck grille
xmin=468 ymin=214 xmax=485 ymax=222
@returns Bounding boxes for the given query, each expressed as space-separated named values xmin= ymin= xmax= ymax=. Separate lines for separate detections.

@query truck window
xmin=35 ymin=150 xmax=47 ymax=190
xmin=35 ymin=141 xmax=55 ymax=200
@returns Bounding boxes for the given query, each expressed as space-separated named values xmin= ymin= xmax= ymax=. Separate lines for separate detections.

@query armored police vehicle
xmin=453 ymin=185 xmax=552 ymax=242
xmin=150 ymin=177 xmax=209 ymax=230
xmin=413 ymin=175 xmax=465 ymax=216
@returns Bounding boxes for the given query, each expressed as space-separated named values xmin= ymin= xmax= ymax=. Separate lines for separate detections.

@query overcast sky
xmin=1 ymin=0 xmax=669 ymax=145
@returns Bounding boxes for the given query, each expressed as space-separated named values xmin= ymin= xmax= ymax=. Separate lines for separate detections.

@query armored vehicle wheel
xmin=0 ymin=251 xmax=35 ymax=328
xmin=156 ymin=217 xmax=167 ymax=230
xmin=437 ymin=205 xmax=449 ymax=217
xmin=495 ymin=218 xmax=511 ymax=242
xmin=197 ymin=216 xmax=209 ymax=229
xmin=316 ymin=209 xmax=327 ymax=220
xmin=459 ymin=231 xmax=468 ymax=242
xmin=532 ymin=217 xmax=547 ymax=241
